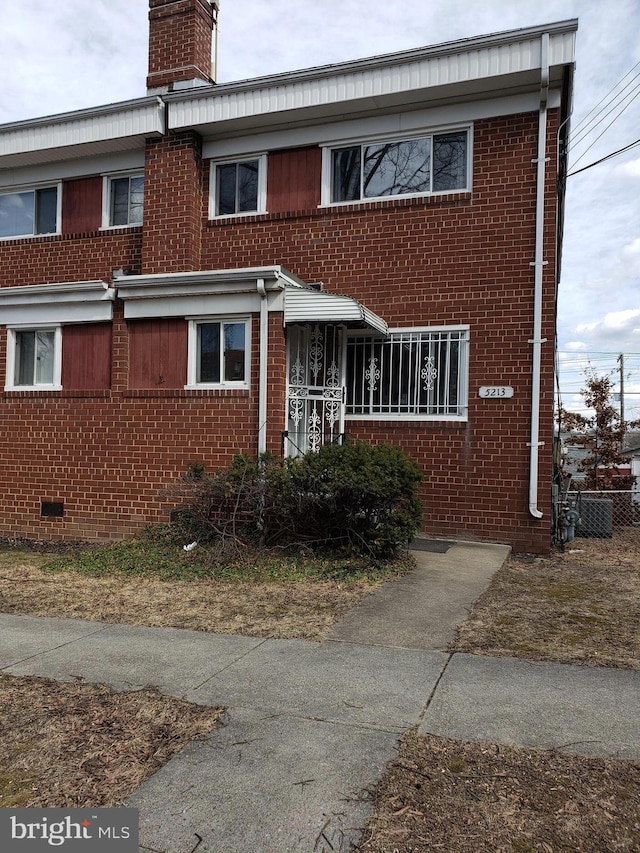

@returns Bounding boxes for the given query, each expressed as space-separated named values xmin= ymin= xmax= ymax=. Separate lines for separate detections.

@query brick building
xmin=0 ymin=1 xmax=577 ymax=552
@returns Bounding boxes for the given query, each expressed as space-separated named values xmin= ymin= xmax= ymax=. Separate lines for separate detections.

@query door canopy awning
xmin=284 ymin=285 xmax=388 ymax=336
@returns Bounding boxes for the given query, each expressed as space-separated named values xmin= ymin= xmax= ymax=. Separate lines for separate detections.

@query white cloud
xmin=615 ymin=158 xmax=640 ymax=178
xmin=563 ymin=341 xmax=590 ymax=352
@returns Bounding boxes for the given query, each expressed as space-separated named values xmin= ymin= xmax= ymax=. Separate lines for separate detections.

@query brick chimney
xmin=147 ymin=0 xmax=218 ymax=93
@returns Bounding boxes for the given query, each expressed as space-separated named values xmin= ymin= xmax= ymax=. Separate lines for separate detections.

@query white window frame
xmin=185 ymin=316 xmax=251 ymax=390
xmin=320 ymin=125 xmax=472 ymax=207
xmin=345 ymin=325 xmax=469 ymax=422
xmin=208 ymin=154 xmax=267 ymax=219
xmin=5 ymin=325 xmax=63 ymax=391
xmin=101 ymin=171 xmax=144 ymax=229
xmin=0 ymin=183 xmax=62 ymax=240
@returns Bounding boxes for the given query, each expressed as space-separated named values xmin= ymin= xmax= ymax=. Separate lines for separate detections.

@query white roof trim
xmin=284 ymin=287 xmax=388 ymax=336
xmin=116 ymin=266 xmax=304 ymax=319
xmin=0 ymin=98 xmax=165 ymax=170
xmin=167 ymin=21 xmax=576 ymax=134
xmin=0 ymin=280 xmax=114 ymax=325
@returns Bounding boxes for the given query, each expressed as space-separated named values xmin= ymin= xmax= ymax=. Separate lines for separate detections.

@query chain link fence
xmin=555 ymin=489 xmax=640 ymax=546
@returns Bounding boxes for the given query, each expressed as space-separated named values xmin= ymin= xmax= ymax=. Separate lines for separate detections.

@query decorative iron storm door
xmin=285 ymin=324 xmax=346 ymax=457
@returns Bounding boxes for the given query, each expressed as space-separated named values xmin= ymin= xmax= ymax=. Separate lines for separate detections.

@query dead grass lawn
xmin=0 ymin=553 xmax=377 ymax=641
xmin=357 ymin=730 xmax=640 ymax=853
xmin=0 ymin=673 xmax=221 ymax=808
xmin=450 ymin=533 xmax=640 ymax=670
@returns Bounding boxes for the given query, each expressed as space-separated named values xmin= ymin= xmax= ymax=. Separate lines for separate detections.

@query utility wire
xmin=566 ymin=137 xmax=640 ymax=176
xmin=569 ymin=89 xmax=640 ymax=169
xmin=569 ymin=81 xmax=640 ymax=154
xmin=569 ymin=64 xmax=640 ymax=148
xmin=569 ymin=59 xmax=640 ymax=139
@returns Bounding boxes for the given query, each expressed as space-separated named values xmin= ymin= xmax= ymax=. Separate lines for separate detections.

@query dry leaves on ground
xmin=0 ymin=674 xmax=222 ymax=808
xmin=0 ymin=561 xmax=376 ymax=641
xmin=450 ymin=535 xmax=640 ymax=670
xmin=357 ymin=730 xmax=640 ymax=853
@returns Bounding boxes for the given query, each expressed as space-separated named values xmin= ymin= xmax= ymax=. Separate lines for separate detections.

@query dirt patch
xmin=357 ymin=730 xmax=640 ymax=853
xmin=0 ymin=558 xmax=376 ymax=641
xmin=450 ymin=534 xmax=640 ymax=670
xmin=0 ymin=674 xmax=221 ymax=808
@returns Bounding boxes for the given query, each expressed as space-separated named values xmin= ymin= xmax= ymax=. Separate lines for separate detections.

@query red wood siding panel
xmin=267 ymin=147 xmax=322 ymax=213
xmin=61 ymin=323 xmax=111 ymax=390
xmin=129 ymin=318 xmax=188 ymax=389
xmin=61 ymin=177 xmax=103 ymax=235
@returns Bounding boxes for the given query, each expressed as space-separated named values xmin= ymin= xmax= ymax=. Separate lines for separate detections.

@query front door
xmin=285 ymin=324 xmax=346 ymax=457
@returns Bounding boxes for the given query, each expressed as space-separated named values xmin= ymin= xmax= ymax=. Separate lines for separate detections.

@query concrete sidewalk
xmin=1 ymin=541 xmax=639 ymax=853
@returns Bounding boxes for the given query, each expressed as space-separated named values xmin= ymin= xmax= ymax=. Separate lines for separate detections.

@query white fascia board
xmin=0 ymin=151 xmax=146 ymax=190
xmin=202 ymin=90 xmax=560 ymax=161
xmin=0 ymin=280 xmax=115 ymax=326
xmin=168 ymin=23 xmax=575 ymax=134
xmin=0 ymin=97 xmax=165 ymax=171
xmin=116 ymin=266 xmax=305 ymax=319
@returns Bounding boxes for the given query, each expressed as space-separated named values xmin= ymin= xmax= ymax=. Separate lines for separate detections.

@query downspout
xmin=257 ymin=278 xmax=268 ymax=457
xmin=528 ymin=32 xmax=550 ymax=519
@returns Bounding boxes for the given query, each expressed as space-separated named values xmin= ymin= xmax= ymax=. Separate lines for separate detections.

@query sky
xmin=1 ymin=0 xmax=640 ymax=418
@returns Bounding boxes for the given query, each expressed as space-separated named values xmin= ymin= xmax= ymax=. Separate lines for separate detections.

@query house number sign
xmin=478 ymin=386 xmax=514 ymax=399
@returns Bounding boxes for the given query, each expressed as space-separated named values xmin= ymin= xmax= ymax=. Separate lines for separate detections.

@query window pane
xmin=217 ymin=164 xmax=237 ymax=215
xmin=0 ymin=191 xmax=35 ymax=238
xmin=237 ymin=161 xmax=259 ymax=212
xmin=35 ymin=331 xmax=55 ymax=384
xmin=14 ymin=331 xmax=35 ymax=385
xmin=346 ymin=330 xmax=466 ymax=417
xmin=433 ymin=132 xmax=467 ymax=191
xmin=198 ymin=323 xmax=221 ymax=383
xmin=128 ymin=176 xmax=144 ymax=224
xmin=35 ymin=187 xmax=58 ymax=234
xmin=363 ymin=138 xmax=431 ymax=198
xmin=110 ymin=178 xmax=130 ymax=226
xmin=223 ymin=323 xmax=246 ymax=381
xmin=332 ymin=147 xmax=361 ymax=202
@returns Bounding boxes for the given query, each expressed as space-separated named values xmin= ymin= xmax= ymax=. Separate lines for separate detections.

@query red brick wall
xmin=0 ymin=229 xmax=141 ymax=287
xmin=0 ymin=109 xmax=559 ymax=552
xmin=142 ymin=132 xmax=204 ymax=273
xmin=0 ymin=306 xmax=269 ymax=541
xmin=200 ymin=111 xmax=558 ymax=552
xmin=147 ymin=0 xmax=215 ymax=90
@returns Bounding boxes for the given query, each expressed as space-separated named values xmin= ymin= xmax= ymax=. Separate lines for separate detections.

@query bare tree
xmin=560 ymin=370 xmax=637 ymax=489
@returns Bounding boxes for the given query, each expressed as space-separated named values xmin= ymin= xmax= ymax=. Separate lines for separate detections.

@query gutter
xmin=528 ymin=32 xmax=550 ymax=519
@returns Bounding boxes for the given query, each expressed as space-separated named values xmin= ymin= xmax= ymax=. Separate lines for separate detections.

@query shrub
xmin=165 ymin=441 xmax=422 ymax=559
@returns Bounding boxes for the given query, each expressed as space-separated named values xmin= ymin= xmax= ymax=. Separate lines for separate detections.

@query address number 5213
xmin=478 ymin=386 xmax=514 ymax=399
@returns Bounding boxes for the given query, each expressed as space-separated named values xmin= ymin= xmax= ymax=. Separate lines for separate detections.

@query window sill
xmin=124 ymin=387 xmax=250 ymax=398
xmin=346 ymin=414 xmax=468 ymax=423
xmin=0 ymin=232 xmax=60 ymax=243
xmin=4 ymin=385 xmax=62 ymax=393
xmin=319 ymin=190 xmax=471 ymax=211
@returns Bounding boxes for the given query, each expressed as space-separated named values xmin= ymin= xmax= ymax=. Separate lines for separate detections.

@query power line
xmin=568 ymin=68 xmax=640 ymax=154
xmin=569 ymin=59 xmax=640 ymax=138
xmin=566 ymin=137 xmax=640 ymax=176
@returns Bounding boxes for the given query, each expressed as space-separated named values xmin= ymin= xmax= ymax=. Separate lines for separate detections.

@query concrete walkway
xmin=1 ymin=540 xmax=639 ymax=853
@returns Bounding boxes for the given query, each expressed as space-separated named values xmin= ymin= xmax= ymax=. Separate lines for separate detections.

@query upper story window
xmin=0 ymin=185 xmax=59 ymax=239
xmin=186 ymin=317 xmax=250 ymax=389
xmin=209 ymin=156 xmax=266 ymax=218
xmin=325 ymin=129 xmax=469 ymax=204
xmin=346 ymin=327 xmax=469 ymax=420
xmin=103 ymin=173 xmax=144 ymax=228
xmin=5 ymin=326 xmax=62 ymax=390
